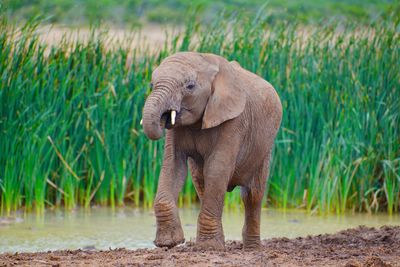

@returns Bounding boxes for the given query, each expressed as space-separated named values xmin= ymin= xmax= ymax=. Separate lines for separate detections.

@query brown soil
xmin=1 ymin=226 xmax=399 ymax=267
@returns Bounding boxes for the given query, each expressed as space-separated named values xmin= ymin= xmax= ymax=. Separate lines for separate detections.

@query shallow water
xmin=0 ymin=207 xmax=399 ymax=253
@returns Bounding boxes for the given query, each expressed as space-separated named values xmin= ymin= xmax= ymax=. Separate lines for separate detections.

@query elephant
xmin=141 ymin=52 xmax=282 ymax=250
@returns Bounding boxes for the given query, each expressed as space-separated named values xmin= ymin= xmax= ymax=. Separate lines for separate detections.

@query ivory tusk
xmin=140 ymin=119 xmax=142 ymax=125
xmin=171 ymin=110 xmax=176 ymax=125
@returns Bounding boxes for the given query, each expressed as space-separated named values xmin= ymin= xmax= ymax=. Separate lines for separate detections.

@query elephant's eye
xmin=186 ymin=81 xmax=195 ymax=90
xmin=150 ymin=82 xmax=154 ymax=89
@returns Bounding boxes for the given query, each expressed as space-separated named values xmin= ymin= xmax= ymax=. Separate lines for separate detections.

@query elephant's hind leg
xmin=240 ymin=155 xmax=270 ymax=249
xmin=188 ymin=157 xmax=205 ymax=201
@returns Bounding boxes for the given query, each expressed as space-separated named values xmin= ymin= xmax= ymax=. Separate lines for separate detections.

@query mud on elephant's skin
xmin=142 ymin=52 xmax=282 ymax=250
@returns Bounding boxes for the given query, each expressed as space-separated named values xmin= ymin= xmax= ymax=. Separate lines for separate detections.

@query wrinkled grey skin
xmin=142 ymin=52 xmax=282 ymax=250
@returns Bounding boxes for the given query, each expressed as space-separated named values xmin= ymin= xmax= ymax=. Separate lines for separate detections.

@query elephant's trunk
xmin=142 ymin=88 xmax=179 ymax=140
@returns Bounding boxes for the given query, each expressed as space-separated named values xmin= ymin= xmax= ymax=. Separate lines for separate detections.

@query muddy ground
xmin=1 ymin=225 xmax=399 ymax=267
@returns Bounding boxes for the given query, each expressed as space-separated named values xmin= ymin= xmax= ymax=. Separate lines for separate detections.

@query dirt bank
xmin=1 ymin=225 xmax=399 ymax=266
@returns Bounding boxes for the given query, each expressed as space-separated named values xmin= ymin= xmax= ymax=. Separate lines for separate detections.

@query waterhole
xmin=1 ymin=207 xmax=399 ymax=253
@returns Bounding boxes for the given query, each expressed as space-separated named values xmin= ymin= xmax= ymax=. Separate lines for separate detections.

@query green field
xmin=0 ymin=9 xmax=399 ymax=216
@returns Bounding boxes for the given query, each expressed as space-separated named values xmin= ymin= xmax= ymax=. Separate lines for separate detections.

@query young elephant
xmin=142 ymin=52 xmax=282 ymax=250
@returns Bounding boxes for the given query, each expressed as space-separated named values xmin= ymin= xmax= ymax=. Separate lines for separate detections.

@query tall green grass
xmin=0 ymin=16 xmax=399 ymax=215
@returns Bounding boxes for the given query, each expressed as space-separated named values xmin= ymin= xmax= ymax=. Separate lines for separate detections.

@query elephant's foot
xmin=153 ymin=198 xmax=185 ymax=248
xmin=195 ymin=238 xmax=225 ymax=251
xmin=195 ymin=211 xmax=225 ymax=250
xmin=242 ymin=228 xmax=261 ymax=250
xmin=243 ymin=236 xmax=261 ymax=250
xmin=154 ymin=224 xmax=185 ymax=248
xmin=195 ymin=232 xmax=225 ymax=251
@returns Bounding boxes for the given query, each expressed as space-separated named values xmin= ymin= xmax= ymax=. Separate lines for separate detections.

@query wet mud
xmin=1 ymin=225 xmax=399 ymax=266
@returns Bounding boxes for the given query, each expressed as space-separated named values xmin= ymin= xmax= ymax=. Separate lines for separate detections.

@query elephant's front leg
xmin=196 ymin=146 xmax=238 ymax=250
xmin=153 ymin=134 xmax=188 ymax=248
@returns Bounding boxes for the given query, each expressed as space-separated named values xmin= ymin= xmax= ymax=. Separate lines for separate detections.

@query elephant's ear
xmin=201 ymin=58 xmax=246 ymax=129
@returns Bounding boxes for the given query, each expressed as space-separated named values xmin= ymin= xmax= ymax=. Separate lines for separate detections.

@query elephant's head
xmin=142 ymin=52 xmax=246 ymax=140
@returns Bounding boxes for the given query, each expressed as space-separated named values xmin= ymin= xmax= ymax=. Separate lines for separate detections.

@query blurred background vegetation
xmin=3 ymin=0 xmax=400 ymax=26
xmin=0 ymin=1 xmax=399 ymax=215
